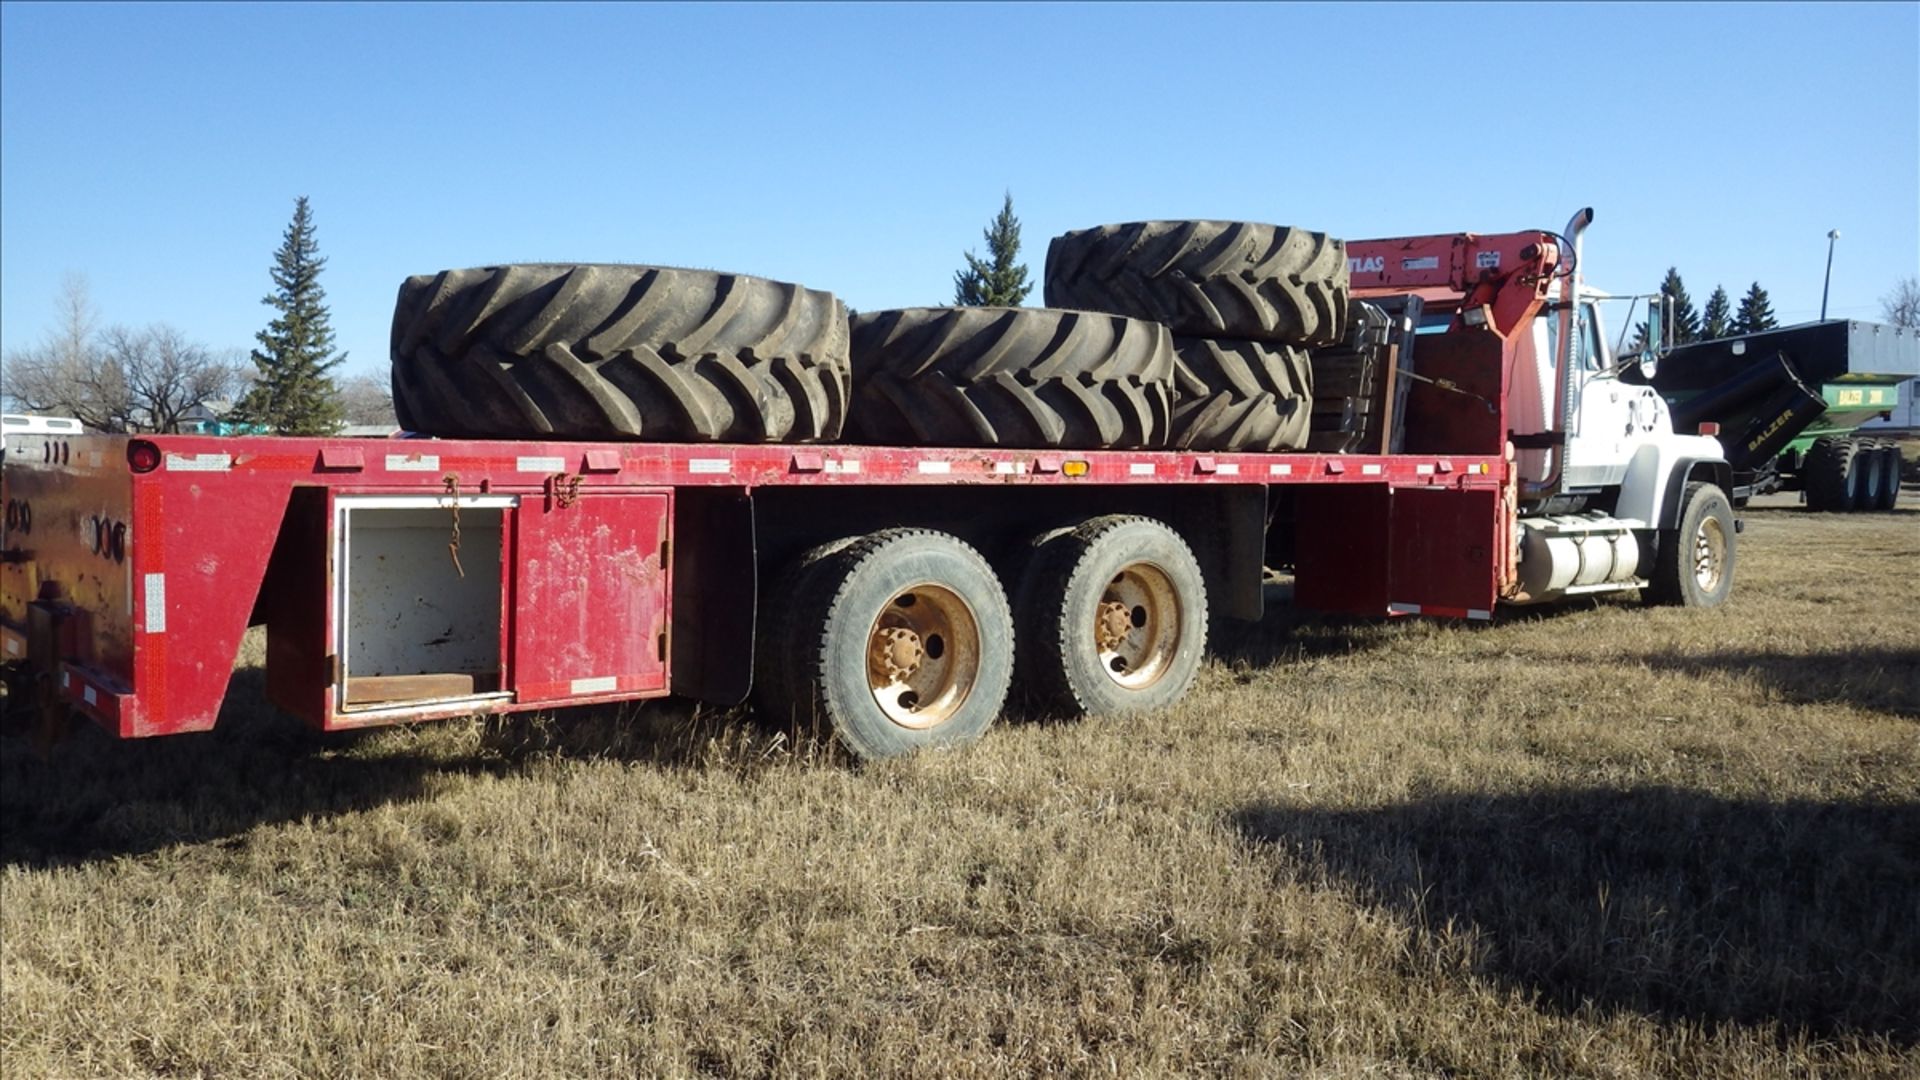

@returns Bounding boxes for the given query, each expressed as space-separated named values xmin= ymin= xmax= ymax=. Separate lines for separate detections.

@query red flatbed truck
xmin=0 ymin=210 xmax=1735 ymax=758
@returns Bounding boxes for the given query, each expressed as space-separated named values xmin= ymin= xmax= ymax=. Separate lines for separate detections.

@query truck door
xmin=1561 ymin=302 xmax=1637 ymax=487
xmin=512 ymin=492 xmax=671 ymax=704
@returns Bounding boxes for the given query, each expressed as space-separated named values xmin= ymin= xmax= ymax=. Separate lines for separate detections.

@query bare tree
xmin=1881 ymin=277 xmax=1920 ymax=329
xmin=103 ymin=325 xmax=250 ymax=433
xmin=3 ymin=274 xmax=136 ymax=430
xmin=3 ymin=275 xmax=248 ymax=432
xmin=336 ymin=371 xmax=398 ymax=428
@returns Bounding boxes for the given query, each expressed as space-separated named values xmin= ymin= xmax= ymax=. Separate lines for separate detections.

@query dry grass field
xmin=3 ymin=498 xmax=1916 ymax=1078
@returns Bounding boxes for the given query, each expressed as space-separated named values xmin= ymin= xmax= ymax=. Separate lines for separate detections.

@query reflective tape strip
xmin=994 ymin=461 xmax=1018 ymax=475
xmin=3 ymin=638 xmax=20 ymax=657
xmin=61 ymin=671 xmax=71 ymax=688
xmin=1269 ymin=463 xmax=1293 ymax=476
xmin=1468 ymin=609 xmax=1492 ymax=620
xmin=165 ymin=452 xmax=231 ymax=472
xmin=1416 ymin=464 xmax=1435 ymax=476
xmin=825 ymin=460 xmax=861 ymax=474
xmin=1216 ymin=462 xmax=1241 ymax=476
xmin=918 ymin=461 xmax=952 ymax=475
xmin=517 ymin=456 xmax=566 ymax=473
xmin=83 ymin=685 xmax=97 ymax=706
xmin=144 ymin=574 xmax=167 ymax=633
xmin=570 ymin=676 xmax=617 ymax=695
xmin=688 ymin=458 xmax=731 ymax=475
xmin=1130 ymin=463 xmax=1155 ymax=476
xmin=1362 ymin=464 xmax=1383 ymax=476
xmin=1388 ymin=602 xmax=1420 ymax=615
xmin=386 ymin=454 xmax=440 ymax=472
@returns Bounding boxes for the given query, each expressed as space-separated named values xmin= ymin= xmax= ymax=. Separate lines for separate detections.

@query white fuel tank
xmin=1512 ymin=514 xmax=1646 ymax=603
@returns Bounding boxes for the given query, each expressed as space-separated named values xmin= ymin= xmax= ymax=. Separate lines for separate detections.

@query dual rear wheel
xmin=755 ymin=517 xmax=1208 ymax=761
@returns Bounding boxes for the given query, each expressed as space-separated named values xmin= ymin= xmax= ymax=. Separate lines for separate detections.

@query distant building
xmin=1859 ymin=382 xmax=1917 ymax=431
xmin=177 ymin=400 xmax=270 ymax=436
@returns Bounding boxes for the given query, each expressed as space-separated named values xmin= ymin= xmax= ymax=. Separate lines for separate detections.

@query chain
xmin=1401 ymin=370 xmax=1498 ymax=414
xmin=442 ymin=474 xmax=465 ymax=578
xmin=547 ymin=472 xmax=583 ymax=510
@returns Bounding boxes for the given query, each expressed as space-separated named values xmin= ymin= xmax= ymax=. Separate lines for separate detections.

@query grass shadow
xmin=1208 ymin=581 xmax=1410 ymax=670
xmin=481 ymin=696 xmax=846 ymax=772
xmin=1209 ymin=579 xmax=1610 ymax=671
xmin=1638 ymin=646 xmax=1919 ymax=718
xmin=1 ymin=668 xmax=511 ymax=870
xmin=1236 ymin=787 xmax=1920 ymax=1042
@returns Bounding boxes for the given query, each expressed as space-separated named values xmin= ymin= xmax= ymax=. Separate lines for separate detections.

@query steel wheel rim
xmin=1094 ymin=562 xmax=1182 ymax=690
xmin=1692 ymin=516 xmax=1727 ymax=593
xmin=865 ymin=582 xmax=980 ymax=730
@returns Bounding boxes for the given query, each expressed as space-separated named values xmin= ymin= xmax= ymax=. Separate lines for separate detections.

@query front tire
xmin=1645 ymin=482 xmax=1735 ymax=608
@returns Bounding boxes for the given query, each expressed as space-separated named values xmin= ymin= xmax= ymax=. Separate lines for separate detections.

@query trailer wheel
xmin=1874 ymin=444 xmax=1903 ymax=510
xmin=390 ymin=264 xmax=850 ymax=442
xmin=1645 ymin=482 xmax=1735 ymax=608
xmin=1804 ymin=436 xmax=1858 ymax=512
xmin=788 ymin=529 xmax=1013 ymax=760
xmin=1044 ymin=220 xmax=1349 ymax=346
xmin=1852 ymin=439 xmax=1888 ymax=511
xmin=848 ymin=306 xmax=1174 ymax=449
xmin=1169 ymin=338 xmax=1313 ymax=452
xmin=1015 ymin=516 xmax=1208 ymax=716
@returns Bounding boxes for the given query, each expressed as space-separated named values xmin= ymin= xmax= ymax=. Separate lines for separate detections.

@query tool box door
xmin=512 ymin=492 xmax=671 ymax=703
xmin=1387 ymin=488 xmax=1501 ymax=618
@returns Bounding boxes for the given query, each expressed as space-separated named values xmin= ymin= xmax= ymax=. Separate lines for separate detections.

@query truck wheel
xmin=788 ymin=529 xmax=1014 ymax=760
xmin=1804 ymin=436 xmax=1857 ymax=512
xmin=1015 ymin=516 xmax=1208 ymax=716
xmin=753 ymin=538 xmax=861 ymax=725
xmin=848 ymin=307 xmax=1174 ymax=449
xmin=1645 ymin=482 xmax=1735 ymax=608
xmin=390 ymin=264 xmax=850 ymax=442
xmin=1169 ymin=338 xmax=1313 ymax=452
xmin=1044 ymin=220 xmax=1349 ymax=346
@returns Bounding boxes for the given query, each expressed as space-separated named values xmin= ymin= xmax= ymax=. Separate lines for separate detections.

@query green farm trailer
xmin=1634 ymin=320 xmax=1918 ymax=510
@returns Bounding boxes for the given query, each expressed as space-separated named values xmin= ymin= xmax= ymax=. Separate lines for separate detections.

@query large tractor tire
xmin=1014 ymin=515 xmax=1208 ymax=717
xmin=1644 ymin=482 xmax=1735 ymax=608
xmin=1169 ymin=338 xmax=1313 ymax=452
xmin=1853 ymin=439 xmax=1888 ymax=510
xmin=1044 ymin=221 xmax=1349 ymax=346
xmin=390 ymin=264 xmax=850 ymax=442
xmin=778 ymin=529 xmax=1015 ymax=761
xmin=848 ymin=306 xmax=1174 ymax=449
xmin=1873 ymin=443 xmax=1904 ymax=510
xmin=1804 ymin=436 xmax=1859 ymax=512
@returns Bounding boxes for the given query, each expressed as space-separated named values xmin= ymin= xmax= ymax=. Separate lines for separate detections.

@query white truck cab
xmin=2 ymin=414 xmax=85 ymax=459
xmin=1500 ymin=210 xmax=1734 ymax=607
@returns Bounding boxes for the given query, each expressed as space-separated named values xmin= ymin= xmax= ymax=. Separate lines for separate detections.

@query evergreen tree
xmin=1731 ymin=282 xmax=1777 ymax=335
xmin=1701 ymin=285 xmax=1732 ymax=340
xmin=953 ymin=192 xmax=1032 ymax=307
xmin=1658 ymin=267 xmax=1702 ymax=344
xmin=231 ymin=196 xmax=345 ymax=434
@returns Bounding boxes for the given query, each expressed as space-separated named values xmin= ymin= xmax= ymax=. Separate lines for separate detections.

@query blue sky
xmin=3 ymin=2 xmax=1915 ymax=385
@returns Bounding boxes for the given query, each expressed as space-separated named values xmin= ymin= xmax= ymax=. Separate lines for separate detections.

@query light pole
xmin=1820 ymin=229 xmax=1840 ymax=320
